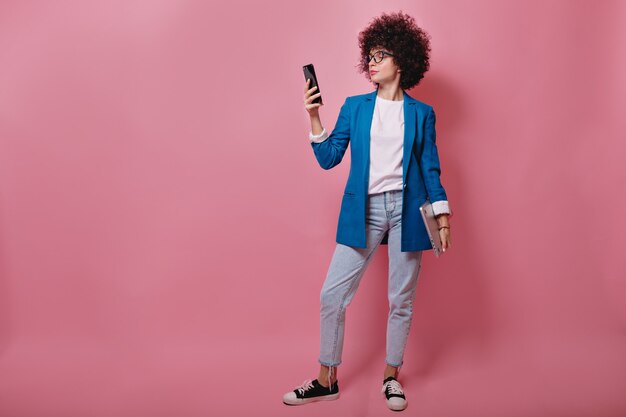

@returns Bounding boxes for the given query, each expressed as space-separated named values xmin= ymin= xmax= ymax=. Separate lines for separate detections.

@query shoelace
xmin=295 ymin=367 xmax=336 ymax=395
xmin=296 ymin=379 xmax=315 ymax=395
xmin=381 ymin=379 xmax=404 ymax=396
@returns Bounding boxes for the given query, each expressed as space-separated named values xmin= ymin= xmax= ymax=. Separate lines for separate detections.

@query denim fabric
xmin=319 ymin=189 xmax=423 ymax=368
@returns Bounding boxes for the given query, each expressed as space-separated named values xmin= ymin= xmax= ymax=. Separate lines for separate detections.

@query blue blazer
xmin=311 ymin=89 xmax=448 ymax=252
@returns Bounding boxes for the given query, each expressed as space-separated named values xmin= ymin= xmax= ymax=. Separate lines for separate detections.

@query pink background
xmin=1 ymin=1 xmax=625 ymax=416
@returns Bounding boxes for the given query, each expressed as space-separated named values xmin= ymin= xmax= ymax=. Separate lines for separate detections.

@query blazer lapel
xmin=402 ymin=90 xmax=416 ymax=185
xmin=362 ymin=91 xmax=377 ymax=191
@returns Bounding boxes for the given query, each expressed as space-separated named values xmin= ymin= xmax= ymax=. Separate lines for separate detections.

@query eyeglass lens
xmin=367 ymin=51 xmax=387 ymax=64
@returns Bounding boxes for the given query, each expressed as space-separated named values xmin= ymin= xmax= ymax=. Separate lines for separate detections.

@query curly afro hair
xmin=356 ymin=11 xmax=432 ymax=90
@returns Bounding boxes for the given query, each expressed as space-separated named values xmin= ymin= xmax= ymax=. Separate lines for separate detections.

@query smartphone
xmin=303 ymin=63 xmax=323 ymax=105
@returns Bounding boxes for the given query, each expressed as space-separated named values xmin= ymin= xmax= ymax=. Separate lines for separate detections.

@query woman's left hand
xmin=439 ymin=227 xmax=451 ymax=252
xmin=436 ymin=214 xmax=451 ymax=252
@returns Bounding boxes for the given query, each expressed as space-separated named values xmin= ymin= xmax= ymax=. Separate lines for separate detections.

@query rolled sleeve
xmin=309 ymin=127 xmax=329 ymax=143
xmin=431 ymin=200 xmax=452 ymax=217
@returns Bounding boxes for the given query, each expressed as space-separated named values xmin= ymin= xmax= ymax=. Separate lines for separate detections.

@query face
xmin=367 ymin=46 xmax=400 ymax=86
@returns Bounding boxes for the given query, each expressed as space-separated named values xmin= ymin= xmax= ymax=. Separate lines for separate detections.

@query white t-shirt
xmin=309 ymin=95 xmax=450 ymax=216
xmin=368 ymin=94 xmax=404 ymax=195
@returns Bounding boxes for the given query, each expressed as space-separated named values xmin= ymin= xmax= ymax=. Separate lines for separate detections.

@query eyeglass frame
xmin=365 ymin=50 xmax=395 ymax=64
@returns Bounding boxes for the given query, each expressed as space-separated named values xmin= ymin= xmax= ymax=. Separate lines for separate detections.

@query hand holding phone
xmin=303 ymin=64 xmax=323 ymax=112
xmin=303 ymin=64 xmax=322 ymax=104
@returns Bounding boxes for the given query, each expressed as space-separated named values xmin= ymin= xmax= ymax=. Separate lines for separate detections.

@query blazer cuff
xmin=309 ymin=127 xmax=329 ymax=143
xmin=431 ymin=200 xmax=452 ymax=217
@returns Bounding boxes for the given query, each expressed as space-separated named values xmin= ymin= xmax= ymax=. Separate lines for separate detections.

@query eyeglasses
xmin=365 ymin=50 xmax=395 ymax=64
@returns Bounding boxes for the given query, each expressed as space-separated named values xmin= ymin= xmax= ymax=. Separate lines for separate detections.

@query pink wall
xmin=1 ymin=1 xmax=625 ymax=416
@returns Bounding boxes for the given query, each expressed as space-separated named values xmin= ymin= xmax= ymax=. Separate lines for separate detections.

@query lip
xmin=369 ymin=70 xmax=378 ymax=75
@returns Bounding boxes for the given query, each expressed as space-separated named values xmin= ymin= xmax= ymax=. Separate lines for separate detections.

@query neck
xmin=376 ymin=85 xmax=403 ymax=101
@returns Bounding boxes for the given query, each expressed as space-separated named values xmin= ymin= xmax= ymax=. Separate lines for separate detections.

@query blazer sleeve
xmin=420 ymin=107 xmax=449 ymax=204
xmin=310 ymin=97 xmax=351 ymax=170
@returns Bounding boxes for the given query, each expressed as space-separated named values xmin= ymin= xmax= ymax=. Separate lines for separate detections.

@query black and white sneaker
xmin=381 ymin=376 xmax=407 ymax=411
xmin=282 ymin=378 xmax=339 ymax=405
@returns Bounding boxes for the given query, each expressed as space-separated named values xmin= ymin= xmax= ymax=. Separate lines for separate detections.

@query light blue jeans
xmin=319 ymin=189 xmax=423 ymax=372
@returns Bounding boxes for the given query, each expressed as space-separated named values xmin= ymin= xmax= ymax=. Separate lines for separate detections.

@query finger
xmin=441 ymin=234 xmax=448 ymax=251
xmin=304 ymin=92 xmax=321 ymax=105
xmin=304 ymin=80 xmax=317 ymax=92
xmin=303 ymin=89 xmax=313 ymax=101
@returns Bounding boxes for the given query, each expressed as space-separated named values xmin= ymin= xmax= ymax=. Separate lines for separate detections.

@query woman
xmin=283 ymin=11 xmax=452 ymax=411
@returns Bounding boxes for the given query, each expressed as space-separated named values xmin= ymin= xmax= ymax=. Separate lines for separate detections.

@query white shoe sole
xmin=283 ymin=392 xmax=340 ymax=405
xmin=386 ymin=398 xmax=408 ymax=411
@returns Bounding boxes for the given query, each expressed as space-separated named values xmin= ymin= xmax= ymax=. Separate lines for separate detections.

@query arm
xmin=309 ymin=98 xmax=351 ymax=170
xmin=420 ymin=107 xmax=452 ymax=217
